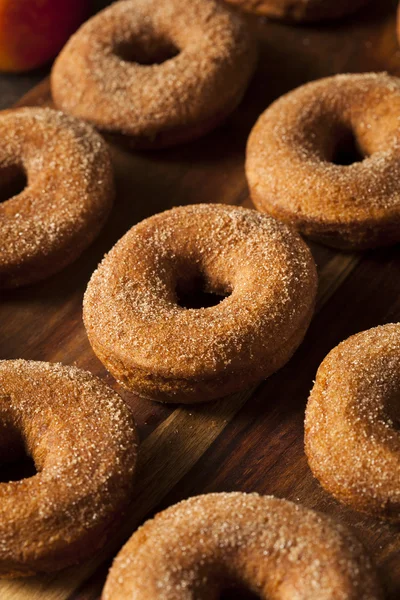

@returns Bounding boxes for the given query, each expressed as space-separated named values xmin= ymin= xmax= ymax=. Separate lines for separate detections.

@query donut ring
xmin=223 ymin=0 xmax=370 ymax=22
xmin=102 ymin=492 xmax=383 ymax=599
xmin=305 ymin=324 xmax=400 ymax=521
xmin=246 ymin=73 xmax=400 ymax=250
xmin=0 ymin=360 xmax=138 ymax=577
xmin=0 ymin=107 xmax=114 ymax=289
xmin=51 ymin=0 xmax=257 ymax=148
xmin=83 ymin=204 xmax=317 ymax=404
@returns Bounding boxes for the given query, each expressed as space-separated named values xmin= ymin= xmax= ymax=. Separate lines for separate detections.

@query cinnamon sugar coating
xmin=223 ymin=0 xmax=369 ymax=22
xmin=51 ymin=0 xmax=257 ymax=148
xmin=83 ymin=204 xmax=317 ymax=403
xmin=0 ymin=107 xmax=114 ymax=289
xmin=305 ymin=324 xmax=400 ymax=521
xmin=0 ymin=360 xmax=138 ymax=577
xmin=246 ymin=73 xmax=400 ymax=250
xmin=102 ymin=492 xmax=383 ymax=600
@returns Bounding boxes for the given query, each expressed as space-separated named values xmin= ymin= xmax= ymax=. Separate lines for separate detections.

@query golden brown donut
xmin=223 ymin=0 xmax=370 ymax=22
xmin=0 ymin=359 xmax=138 ymax=577
xmin=305 ymin=324 xmax=400 ymax=521
xmin=51 ymin=0 xmax=257 ymax=148
xmin=83 ymin=204 xmax=317 ymax=404
xmin=0 ymin=107 xmax=114 ymax=289
xmin=102 ymin=492 xmax=383 ymax=600
xmin=246 ymin=73 xmax=400 ymax=250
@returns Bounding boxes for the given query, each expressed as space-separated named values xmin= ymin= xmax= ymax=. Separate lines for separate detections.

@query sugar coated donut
xmin=0 ymin=359 xmax=138 ymax=577
xmin=223 ymin=0 xmax=370 ymax=22
xmin=246 ymin=73 xmax=400 ymax=250
xmin=83 ymin=204 xmax=317 ymax=404
xmin=51 ymin=0 xmax=257 ymax=148
xmin=305 ymin=324 xmax=400 ymax=521
xmin=0 ymin=107 xmax=114 ymax=289
xmin=102 ymin=492 xmax=383 ymax=599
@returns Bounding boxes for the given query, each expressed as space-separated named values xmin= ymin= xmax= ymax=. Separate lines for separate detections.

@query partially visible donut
xmin=102 ymin=492 xmax=383 ymax=600
xmin=51 ymin=0 xmax=257 ymax=148
xmin=0 ymin=359 xmax=138 ymax=577
xmin=305 ymin=324 xmax=400 ymax=521
xmin=83 ymin=204 xmax=317 ymax=403
xmin=0 ymin=107 xmax=114 ymax=289
xmin=246 ymin=73 xmax=400 ymax=250
xmin=223 ymin=0 xmax=370 ymax=22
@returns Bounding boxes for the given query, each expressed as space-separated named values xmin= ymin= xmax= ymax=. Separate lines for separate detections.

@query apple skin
xmin=0 ymin=0 xmax=89 ymax=73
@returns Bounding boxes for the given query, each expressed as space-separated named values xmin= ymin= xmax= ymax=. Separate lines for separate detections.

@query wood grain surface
xmin=1 ymin=0 xmax=400 ymax=598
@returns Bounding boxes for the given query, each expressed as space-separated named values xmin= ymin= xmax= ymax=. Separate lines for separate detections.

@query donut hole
xmin=175 ymin=270 xmax=230 ymax=310
xmin=219 ymin=586 xmax=261 ymax=599
xmin=330 ymin=127 xmax=366 ymax=166
xmin=0 ymin=426 xmax=36 ymax=483
xmin=384 ymin=394 xmax=400 ymax=430
xmin=0 ymin=453 xmax=36 ymax=483
xmin=0 ymin=163 xmax=28 ymax=203
xmin=115 ymin=35 xmax=179 ymax=66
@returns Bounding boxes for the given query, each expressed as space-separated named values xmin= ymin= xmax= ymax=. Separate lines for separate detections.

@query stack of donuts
xmin=1 ymin=0 xmax=399 ymax=597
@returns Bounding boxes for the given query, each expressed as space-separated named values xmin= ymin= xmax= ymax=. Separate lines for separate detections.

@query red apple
xmin=0 ymin=0 xmax=89 ymax=73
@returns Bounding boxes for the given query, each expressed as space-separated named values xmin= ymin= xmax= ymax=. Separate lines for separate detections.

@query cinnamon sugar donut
xmin=0 ymin=107 xmax=114 ymax=289
xmin=223 ymin=0 xmax=370 ymax=22
xmin=305 ymin=324 xmax=400 ymax=521
xmin=51 ymin=0 xmax=257 ymax=148
xmin=246 ymin=73 xmax=400 ymax=250
xmin=83 ymin=204 xmax=317 ymax=404
xmin=102 ymin=492 xmax=383 ymax=600
xmin=0 ymin=359 xmax=138 ymax=577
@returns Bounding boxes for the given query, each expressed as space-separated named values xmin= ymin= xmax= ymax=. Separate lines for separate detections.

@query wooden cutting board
xmin=1 ymin=1 xmax=400 ymax=598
